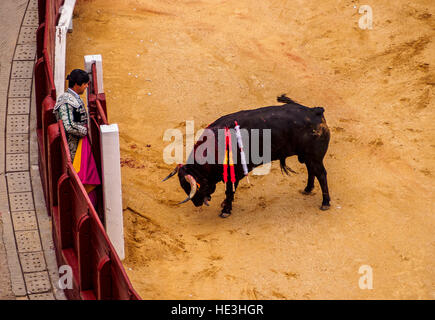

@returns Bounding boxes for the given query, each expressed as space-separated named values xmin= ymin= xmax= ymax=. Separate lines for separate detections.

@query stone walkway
xmin=0 ymin=0 xmax=65 ymax=300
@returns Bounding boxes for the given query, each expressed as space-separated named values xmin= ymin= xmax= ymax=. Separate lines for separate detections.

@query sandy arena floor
xmin=66 ymin=0 xmax=434 ymax=299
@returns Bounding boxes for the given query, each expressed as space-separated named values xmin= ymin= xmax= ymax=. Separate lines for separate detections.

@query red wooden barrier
xmin=34 ymin=0 xmax=140 ymax=300
xmin=38 ymin=0 xmax=46 ymax=25
xmin=41 ymin=96 xmax=57 ymax=212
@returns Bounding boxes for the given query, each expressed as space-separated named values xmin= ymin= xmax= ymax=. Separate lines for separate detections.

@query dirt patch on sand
xmin=66 ymin=0 xmax=434 ymax=299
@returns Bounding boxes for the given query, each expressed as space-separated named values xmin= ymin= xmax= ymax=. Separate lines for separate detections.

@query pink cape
xmin=73 ymin=136 xmax=101 ymax=205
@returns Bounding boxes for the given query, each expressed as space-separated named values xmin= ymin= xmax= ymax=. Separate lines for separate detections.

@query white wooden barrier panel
xmin=84 ymin=54 xmax=104 ymax=144
xmin=84 ymin=54 xmax=104 ymax=94
xmin=54 ymin=0 xmax=76 ymax=97
xmin=100 ymin=124 xmax=125 ymax=260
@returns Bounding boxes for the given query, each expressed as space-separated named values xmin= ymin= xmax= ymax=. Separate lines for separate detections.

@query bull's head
xmin=162 ymin=165 xmax=215 ymax=207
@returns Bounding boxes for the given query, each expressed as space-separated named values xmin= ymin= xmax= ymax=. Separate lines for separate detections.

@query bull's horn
xmin=162 ymin=165 xmax=181 ymax=182
xmin=177 ymin=174 xmax=197 ymax=204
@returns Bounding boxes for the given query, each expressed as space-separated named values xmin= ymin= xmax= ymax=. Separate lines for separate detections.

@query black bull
xmin=163 ymin=95 xmax=331 ymax=218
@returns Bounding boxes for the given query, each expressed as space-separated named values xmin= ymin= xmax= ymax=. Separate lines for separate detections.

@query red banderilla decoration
xmin=223 ymin=127 xmax=236 ymax=192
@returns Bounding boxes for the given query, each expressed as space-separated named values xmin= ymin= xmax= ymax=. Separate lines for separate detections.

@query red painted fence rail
xmin=34 ymin=0 xmax=140 ymax=300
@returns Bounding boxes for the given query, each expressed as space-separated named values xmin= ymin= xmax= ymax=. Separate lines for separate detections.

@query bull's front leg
xmin=302 ymin=163 xmax=315 ymax=195
xmin=220 ymin=181 xmax=239 ymax=218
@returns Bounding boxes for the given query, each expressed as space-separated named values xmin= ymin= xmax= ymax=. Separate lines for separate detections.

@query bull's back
xmin=206 ymin=103 xmax=327 ymax=160
xmin=209 ymin=104 xmax=316 ymax=130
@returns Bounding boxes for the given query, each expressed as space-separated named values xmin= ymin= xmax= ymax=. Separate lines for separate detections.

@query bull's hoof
xmin=219 ymin=212 xmax=231 ymax=218
xmin=320 ymin=204 xmax=330 ymax=211
xmin=300 ymin=189 xmax=315 ymax=196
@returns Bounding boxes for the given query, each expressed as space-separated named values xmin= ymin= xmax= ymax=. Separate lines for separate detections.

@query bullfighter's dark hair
xmin=66 ymin=69 xmax=90 ymax=88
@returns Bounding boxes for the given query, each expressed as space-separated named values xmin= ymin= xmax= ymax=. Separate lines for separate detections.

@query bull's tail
xmin=277 ymin=94 xmax=297 ymax=104
xmin=280 ymin=157 xmax=297 ymax=175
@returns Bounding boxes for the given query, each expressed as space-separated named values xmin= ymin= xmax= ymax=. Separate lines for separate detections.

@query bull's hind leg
xmin=314 ymin=161 xmax=330 ymax=210
xmin=304 ymin=160 xmax=330 ymax=210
